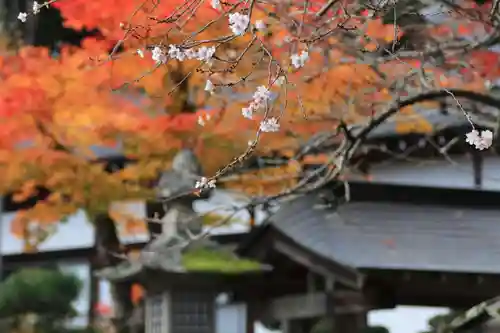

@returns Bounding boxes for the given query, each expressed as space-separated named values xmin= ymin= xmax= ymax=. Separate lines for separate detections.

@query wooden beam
xmin=365 ymin=269 xmax=500 ymax=307
xmin=273 ymin=238 xmax=362 ymax=289
xmin=267 ymin=293 xmax=327 ymax=320
xmin=332 ymin=291 xmax=366 ymax=303
xmin=274 ymin=240 xmax=331 ymax=277
xmin=265 ymin=292 xmax=370 ymax=321
xmin=334 ymin=304 xmax=367 ymax=315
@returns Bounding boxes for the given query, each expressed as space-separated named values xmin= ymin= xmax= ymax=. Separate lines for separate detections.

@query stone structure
xmin=155 ymin=148 xmax=205 ymax=238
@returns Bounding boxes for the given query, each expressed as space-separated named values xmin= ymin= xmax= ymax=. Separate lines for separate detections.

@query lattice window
xmin=170 ymin=291 xmax=214 ymax=333
xmin=146 ymin=294 xmax=167 ymax=333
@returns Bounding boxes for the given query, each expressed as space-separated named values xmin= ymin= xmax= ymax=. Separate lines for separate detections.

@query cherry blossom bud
xmin=33 ymin=1 xmax=42 ymax=15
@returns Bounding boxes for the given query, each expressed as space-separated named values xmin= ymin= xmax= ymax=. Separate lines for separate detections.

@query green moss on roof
xmin=181 ymin=248 xmax=264 ymax=273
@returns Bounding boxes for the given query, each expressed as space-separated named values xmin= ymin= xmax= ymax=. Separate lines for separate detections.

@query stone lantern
xmin=97 ymin=149 xmax=270 ymax=333
xmin=98 ymin=237 xmax=268 ymax=333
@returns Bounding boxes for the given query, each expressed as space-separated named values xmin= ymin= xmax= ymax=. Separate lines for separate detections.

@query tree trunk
xmin=111 ymin=281 xmax=134 ymax=333
xmin=87 ymin=264 xmax=98 ymax=328
xmin=165 ymin=68 xmax=197 ymax=115
xmin=94 ymin=214 xmax=133 ymax=333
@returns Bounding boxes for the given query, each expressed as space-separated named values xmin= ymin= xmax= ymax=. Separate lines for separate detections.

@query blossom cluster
xmin=465 ymin=129 xmax=493 ymax=150
xmin=242 ymin=86 xmax=272 ymax=120
xmin=151 ymin=45 xmax=216 ymax=64
xmin=259 ymin=117 xmax=280 ymax=132
xmin=290 ymin=51 xmax=310 ymax=69
xmin=241 ymin=86 xmax=280 ymax=133
xmin=18 ymin=1 xmax=46 ymax=22
xmin=33 ymin=1 xmax=43 ymax=14
xmin=17 ymin=0 xmax=496 ymax=202
xmin=228 ymin=13 xmax=250 ymax=35
xmin=151 ymin=47 xmax=167 ymax=64
xmin=168 ymin=45 xmax=216 ymax=62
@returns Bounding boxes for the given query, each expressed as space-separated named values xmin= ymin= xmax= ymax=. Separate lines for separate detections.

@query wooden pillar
xmin=326 ymin=276 xmax=336 ymax=333
xmin=328 ymin=288 xmax=369 ymax=333
xmin=246 ymin=302 xmax=255 ymax=333
xmin=282 ymin=319 xmax=316 ymax=333
xmin=334 ymin=313 xmax=367 ymax=333
xmin=87 ymin=263 xmax=98 ymax=329
xmin=332 ymin=290 xmax=368 ymax=333
xmin=281 ymin=320 xmax=292 ymax=333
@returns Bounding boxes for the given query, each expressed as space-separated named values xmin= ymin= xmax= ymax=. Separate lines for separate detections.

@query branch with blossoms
xmin=17 ymin=0 xmax=500 ymax=201
xmin=7 ymin=3 xmax=500 ymax=328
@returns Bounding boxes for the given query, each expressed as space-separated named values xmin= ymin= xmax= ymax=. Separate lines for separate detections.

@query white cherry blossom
xmin=228 ymin=13 xmax=249 ymax=35
xmin=195 ymin=177 xmax=216 ymax=189
xmin=205 ymin=80 xmax=215 ymax=93
xmin=260 ymin=117 xmax=280 ymax=132
xmin=211 ymin=0 xmax=222 ymax=10
xmin=18 ymin=12 xmax=28 ymax=23
xmin=152 ymin=46 xmax=167 ymax=64
xmin=33 ymin=1 xmax=43 ymax=14
xmin=465 ymin=129 xmax=493 ymax=150
xmin=290 ymin=50 xmax=309 ymax=69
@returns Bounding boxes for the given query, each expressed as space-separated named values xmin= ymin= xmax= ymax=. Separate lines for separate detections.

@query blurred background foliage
xmin=0 ymin=267 xmax=91 ymax=333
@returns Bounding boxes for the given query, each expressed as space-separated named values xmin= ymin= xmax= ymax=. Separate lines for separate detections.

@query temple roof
xmin=258 ymin=190 xmax=500 ymax=274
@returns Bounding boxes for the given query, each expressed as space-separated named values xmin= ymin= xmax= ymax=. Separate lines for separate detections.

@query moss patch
xmin=182 ymin=248 xmax=263 ymax=273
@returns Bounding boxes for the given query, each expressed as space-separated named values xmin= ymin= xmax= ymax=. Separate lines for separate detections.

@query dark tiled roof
xmin=269 ymin=193 xmax=500 ymax=274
